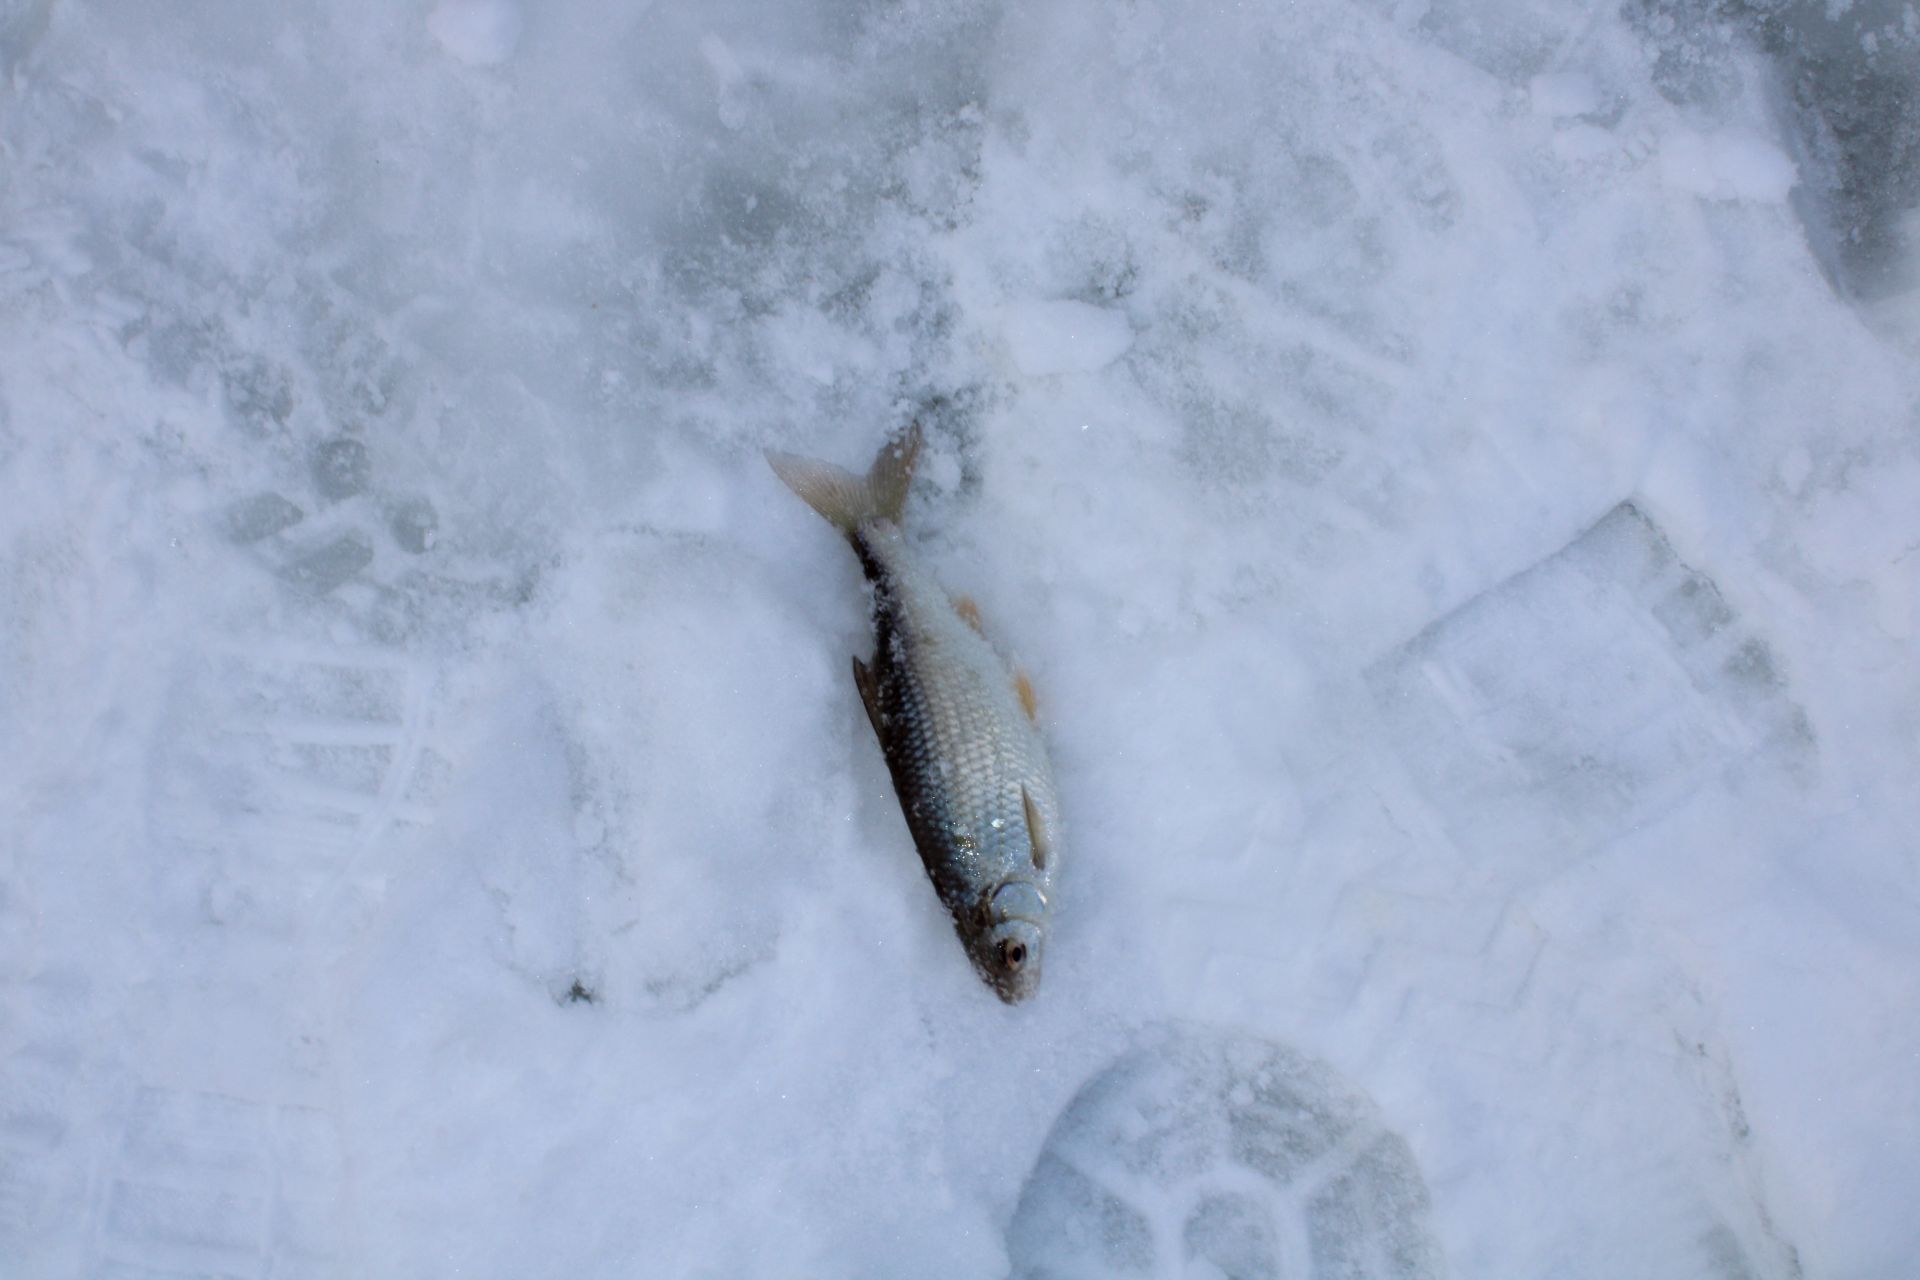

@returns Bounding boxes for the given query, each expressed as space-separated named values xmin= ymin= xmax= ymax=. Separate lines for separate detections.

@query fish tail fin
xmin=766 ymin=422 xmax=922 ymax=536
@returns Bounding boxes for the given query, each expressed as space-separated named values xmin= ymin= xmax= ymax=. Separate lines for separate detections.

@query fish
xmin=767 ymin=424 xmax=1061 ymax=1003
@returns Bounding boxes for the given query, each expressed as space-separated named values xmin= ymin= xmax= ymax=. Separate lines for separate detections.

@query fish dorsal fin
xmin=951 ymin=594 xmax=986 ymax=635
xmin=1022 ymin=785 xmax=1052 ymax=871
xmin=1014 ymin=670 xmax=1038 ymax=722
xmin=948 ymin=598 xmax=1039 ymax=723
xmin=852 ymin=655 xmax=884 ymax=739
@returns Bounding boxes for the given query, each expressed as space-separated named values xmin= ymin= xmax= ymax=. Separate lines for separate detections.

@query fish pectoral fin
xmin=1022 ymin=785 xmax=1053 ymax=871
xmin=951 ymin=594 xmax=986 ymax=635
xmin=852 ymin=655 xmax=884 ymax=739
xmin=1014 ymin=670 xmax=1038 ymax=722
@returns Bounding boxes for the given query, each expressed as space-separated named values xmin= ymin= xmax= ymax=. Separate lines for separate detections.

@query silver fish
xmin=768 ymin=425 xmax=1061 ymax=1003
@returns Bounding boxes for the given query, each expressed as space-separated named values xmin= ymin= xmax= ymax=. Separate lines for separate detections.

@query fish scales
xmin=862 ymin=527 xmax=1056 ymax=897
xmin=769 ymin=425 xmax=1061 ymax=1003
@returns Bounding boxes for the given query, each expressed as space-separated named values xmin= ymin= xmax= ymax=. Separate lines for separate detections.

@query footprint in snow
xmin=1008 ymin=1025 xmax=1444 ymax=1280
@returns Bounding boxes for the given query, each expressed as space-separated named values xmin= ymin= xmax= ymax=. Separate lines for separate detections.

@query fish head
xmin=979 ymin=919 xmax=1044 ymax=1003
xmin=974 ymin=879 xmax=1048 ymax=1004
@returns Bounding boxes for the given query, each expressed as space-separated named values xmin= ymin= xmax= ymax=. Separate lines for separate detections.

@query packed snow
xmin=2 ymin=0 xmax=1918 ymax=1277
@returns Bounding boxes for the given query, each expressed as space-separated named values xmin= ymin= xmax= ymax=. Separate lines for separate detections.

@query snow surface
xmin=2 ymin=0 xmax=1919 ymax=1277
xmin=427 ymin=0 xmax=524 ymax=69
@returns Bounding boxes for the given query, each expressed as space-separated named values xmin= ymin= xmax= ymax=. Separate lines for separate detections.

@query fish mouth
xmin=995 ymin=971 xmax=1041 ymax=1004
xmin=986 ymin=959 xmax=1042 ymax=1004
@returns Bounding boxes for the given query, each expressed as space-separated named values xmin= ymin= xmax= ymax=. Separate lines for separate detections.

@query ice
xmin=2 ymin=0 xmax=1919 ymax=1275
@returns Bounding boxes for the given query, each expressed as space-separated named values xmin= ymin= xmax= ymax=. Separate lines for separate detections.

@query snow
xmin=995 ymin=301 xmax=1135 ymax=378
xmin=2 ymin=0 xmax=1919 ymax=1277
xmin=1659 ymin=131 xmax=1800 ymax=204
xmin=428 ymin=0 xmax=524 ymax=68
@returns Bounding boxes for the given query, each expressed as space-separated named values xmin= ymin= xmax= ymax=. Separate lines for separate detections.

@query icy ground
xmin=3 ymin=0 xmax=1919 ymax=1276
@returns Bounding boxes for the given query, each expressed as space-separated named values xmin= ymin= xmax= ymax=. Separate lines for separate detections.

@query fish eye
xmin=1000 ymin=940 xmax=1027 ymax=970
